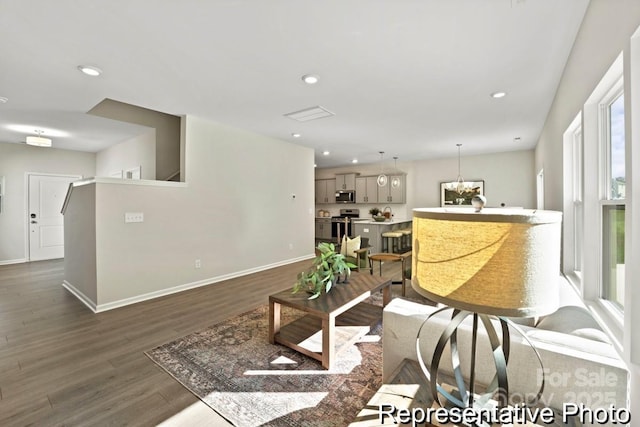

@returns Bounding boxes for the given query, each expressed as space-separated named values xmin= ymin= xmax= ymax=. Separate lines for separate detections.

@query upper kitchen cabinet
xmin=355 ymin=176 xmax=378 ymax=203
xmin=315 ymin=179 xmax=336 ymax=204
xmin=377 ymin=175 xmax=405 ymax=204
xmin=335 ymin=173 xmax=357 ymax=191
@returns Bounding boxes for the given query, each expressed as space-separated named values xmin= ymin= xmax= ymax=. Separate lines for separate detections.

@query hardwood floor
xmin=0 ymin=257 xmax=413 ymax=426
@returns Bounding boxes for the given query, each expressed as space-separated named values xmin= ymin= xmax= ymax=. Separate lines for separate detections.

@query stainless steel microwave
xmin=335 ymin=190 xmax=355 ymax=203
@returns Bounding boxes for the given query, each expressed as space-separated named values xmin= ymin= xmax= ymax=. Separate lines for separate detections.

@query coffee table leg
xmin=382 ymin=285 xmax=391 ymax=307
xmin=322 ymin=315 xmax=336 ymax=369
xmin=269 ymin=300 xmax=281 ymax=345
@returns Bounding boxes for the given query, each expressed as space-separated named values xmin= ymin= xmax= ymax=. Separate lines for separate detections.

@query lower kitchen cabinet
xmin=315 ymin=218 xmax=332 ymax=241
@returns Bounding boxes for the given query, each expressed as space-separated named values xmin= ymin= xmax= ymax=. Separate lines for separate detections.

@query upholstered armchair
xmin=340 ymin=236 xmax=372 ymax=274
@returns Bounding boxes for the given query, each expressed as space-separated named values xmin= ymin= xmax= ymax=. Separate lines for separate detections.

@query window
xmin=568 ymin=53 xmax=625 ymax=340
xmin=600 ymin=91 xmax=625 ymax=309
xmin=562 ymin=113 xmax=583 ymax=282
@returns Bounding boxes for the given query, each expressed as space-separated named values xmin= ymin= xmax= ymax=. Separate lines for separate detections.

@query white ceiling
xmin=0 ymin=0 xmax=589 ymax=168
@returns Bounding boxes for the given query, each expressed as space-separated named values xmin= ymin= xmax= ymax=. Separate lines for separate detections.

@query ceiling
xmin=0 ymin=0 xmax=589 ymax=168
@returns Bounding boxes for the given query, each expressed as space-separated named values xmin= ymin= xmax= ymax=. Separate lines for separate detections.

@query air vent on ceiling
xmin=284 ymin=105 xmax=335 ymax=122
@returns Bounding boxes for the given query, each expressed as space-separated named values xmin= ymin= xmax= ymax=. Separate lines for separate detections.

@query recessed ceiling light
xmin=291 ymin=133 xmax=301 ymax=138
xmin=77 ymin=65 xmax=102 ymax=77
xmin=0 ymin=96 xmax=8 ymax=104
xmin=302 ymin=74 xmax=319 ymax=85
xmin=352 ymin=159 xmax=358 ymax=164
xmin=322 ymin=151 xmax=330 ymax=156
xmin=491 ymin=91 xmax=507 ymax=99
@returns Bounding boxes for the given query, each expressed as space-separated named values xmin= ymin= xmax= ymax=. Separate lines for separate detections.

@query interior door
xmin=28 ymin=174 xmax=80 ymax=261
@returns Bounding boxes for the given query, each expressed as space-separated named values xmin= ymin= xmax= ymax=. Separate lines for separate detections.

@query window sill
xmin=564 ymin=271 xmax=624 ymax=356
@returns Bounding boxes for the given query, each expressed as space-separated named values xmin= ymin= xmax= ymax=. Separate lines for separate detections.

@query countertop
xmin=351 ymin=218 xmax=412 ymax=225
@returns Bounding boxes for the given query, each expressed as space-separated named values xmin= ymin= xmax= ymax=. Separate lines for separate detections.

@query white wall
xmin=409 ymin=150 xmax=535 ymax=210
xmin=536 ymin=0 xmax=640 ymax=211
xmin=96 ymin=129 xmax=156 ymax=180
xmin=535 ymin=0 xmax=640 ymax=416
xmin=315 ymin=149 xmax=535 ymax=219
xmin=0 ymin=142 xmax=95 ymax=264
xmin=89 ymin=99 xmax=180 ymax=181
xmin=63 ymin=183 xmax=97 ymax=304
xmin=64 ymin=115 xmax=315 ymax=309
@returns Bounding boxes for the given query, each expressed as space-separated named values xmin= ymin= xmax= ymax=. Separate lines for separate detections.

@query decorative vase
xmin=471 ymin=195 xmax=487 ymax=212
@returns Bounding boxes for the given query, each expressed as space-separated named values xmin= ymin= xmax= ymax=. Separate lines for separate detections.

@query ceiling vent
xmin=284 ymin=105 xmax=335 ymax=122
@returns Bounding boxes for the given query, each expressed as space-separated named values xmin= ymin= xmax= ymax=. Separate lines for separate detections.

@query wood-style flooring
xmin=0 ymin=257 xmax=417 ymax=426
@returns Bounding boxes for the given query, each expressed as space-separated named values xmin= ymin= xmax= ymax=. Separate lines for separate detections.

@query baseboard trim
xmin=0 ymin=258 xmax=28 ymax=266
xmin=92 ymin=254 xmax=315 ymax=313
xmin=62 ymin=280 xmax=98 ymax=313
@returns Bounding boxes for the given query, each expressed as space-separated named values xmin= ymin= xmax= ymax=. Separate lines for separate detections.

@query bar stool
xmin=399 ymin=228 xmax=412 ymax=251
xmin=381 ymin=230 xmax=403 ymax=253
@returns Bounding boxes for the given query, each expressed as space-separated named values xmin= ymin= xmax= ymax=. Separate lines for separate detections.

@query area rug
xmin=146 ymin=302 xmax=383 ymax=427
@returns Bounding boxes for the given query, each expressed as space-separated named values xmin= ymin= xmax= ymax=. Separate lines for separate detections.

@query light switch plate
xmin=124 ymin=212 xmax=144 ymax=223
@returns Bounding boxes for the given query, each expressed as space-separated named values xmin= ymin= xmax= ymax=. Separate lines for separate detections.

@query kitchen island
xmin=352 ymin=219 xmax=412 ymax=254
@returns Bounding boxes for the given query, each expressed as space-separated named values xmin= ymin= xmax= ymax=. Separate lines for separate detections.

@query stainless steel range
xmin=331 ymin=208 xmax=360 ymax=240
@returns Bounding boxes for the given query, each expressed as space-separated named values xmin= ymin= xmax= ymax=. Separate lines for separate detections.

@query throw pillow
xmin=340 ymin=235 xmax=361 ymax=257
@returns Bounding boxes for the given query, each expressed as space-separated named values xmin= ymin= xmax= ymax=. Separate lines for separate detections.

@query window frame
xmin=564 ymin=53 xmax=625 ymax=349
xmin=598 ymin=80 xmax=625 ymax=314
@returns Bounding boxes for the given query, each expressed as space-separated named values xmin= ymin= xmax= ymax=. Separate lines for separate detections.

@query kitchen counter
xmin=353 ymin=219 xmax=412 ymax=254
xmin=351 ymin=218 xmax=411 ymax=225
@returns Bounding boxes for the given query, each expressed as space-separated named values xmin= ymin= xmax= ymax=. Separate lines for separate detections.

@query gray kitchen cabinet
xmin=377 ymin=175 xmax=405 ymax=204
xmin=315 ymin=218 xmax=333 ymax=240
xmin=355 ymin=176 xmax=378 ymax=204
xmin=335 ymin=173 xmax=357 ymax=191
xmin=315 ymin=179 xmax=336 ymax=204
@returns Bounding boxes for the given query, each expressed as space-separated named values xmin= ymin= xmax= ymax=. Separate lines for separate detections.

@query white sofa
xmin=382 ymin=278 xmax=628 ymax=426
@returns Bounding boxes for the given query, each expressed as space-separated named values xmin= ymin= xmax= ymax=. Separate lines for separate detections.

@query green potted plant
xmin=369 ymin=207 xmax=386 ymax=222
xmin=293 ymin=242 xmax=357 ymax=299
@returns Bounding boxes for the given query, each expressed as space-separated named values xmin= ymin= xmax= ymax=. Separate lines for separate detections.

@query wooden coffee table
xmin=268 ymin=273 xmax=392 ymax=369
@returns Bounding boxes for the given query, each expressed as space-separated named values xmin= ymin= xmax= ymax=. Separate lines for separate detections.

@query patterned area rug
xmin=146 ymin=301 xmax=383 ymax=427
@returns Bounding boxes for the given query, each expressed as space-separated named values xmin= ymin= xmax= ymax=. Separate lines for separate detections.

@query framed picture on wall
xmin=440 ymin=180 xmax=484 ymax=206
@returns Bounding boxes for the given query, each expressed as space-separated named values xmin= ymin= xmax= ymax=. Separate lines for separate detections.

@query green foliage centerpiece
xmin=293 ymin=242 xmax=357 ymax=299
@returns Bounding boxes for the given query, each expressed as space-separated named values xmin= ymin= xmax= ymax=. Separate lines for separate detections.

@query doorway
xmin=28 ymin=173 xmax=81 ymax=261
xmin=536 ymin=169 xmax=545 ymax=210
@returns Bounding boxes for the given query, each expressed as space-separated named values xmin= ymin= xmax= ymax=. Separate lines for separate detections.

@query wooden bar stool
xmin=381 ymin=230 xmax=403 ymax=253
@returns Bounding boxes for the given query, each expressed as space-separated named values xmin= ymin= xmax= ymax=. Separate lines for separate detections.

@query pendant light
xmin=377 ymin=151 xmax=388 ymax=187
xmin=454 ymin=143 xmax=468 ymax=194
xmin=391 ymin=157 xmax=401 ymax=188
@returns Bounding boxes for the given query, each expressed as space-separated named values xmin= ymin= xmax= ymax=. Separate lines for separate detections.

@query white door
xmin=28 ymin=174 xmax=80 ymax=261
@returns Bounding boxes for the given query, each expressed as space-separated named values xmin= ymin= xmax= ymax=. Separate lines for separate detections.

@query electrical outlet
xmin=124 ymin=212 xmax=144 ymax=223
xmin=288 ymin=243 xmax=293 ymax=250
xmin=195 ymin=259 xmax=201 ymax=269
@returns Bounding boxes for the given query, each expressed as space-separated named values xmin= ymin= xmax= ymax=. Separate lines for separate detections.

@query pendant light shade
xmin=445 ymin=144 xmax=470 ymax=194
xmin=377 ymin=151 xmax=387 ymax=187
xmin=391 ymin=157 xmax=401 ymax=188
